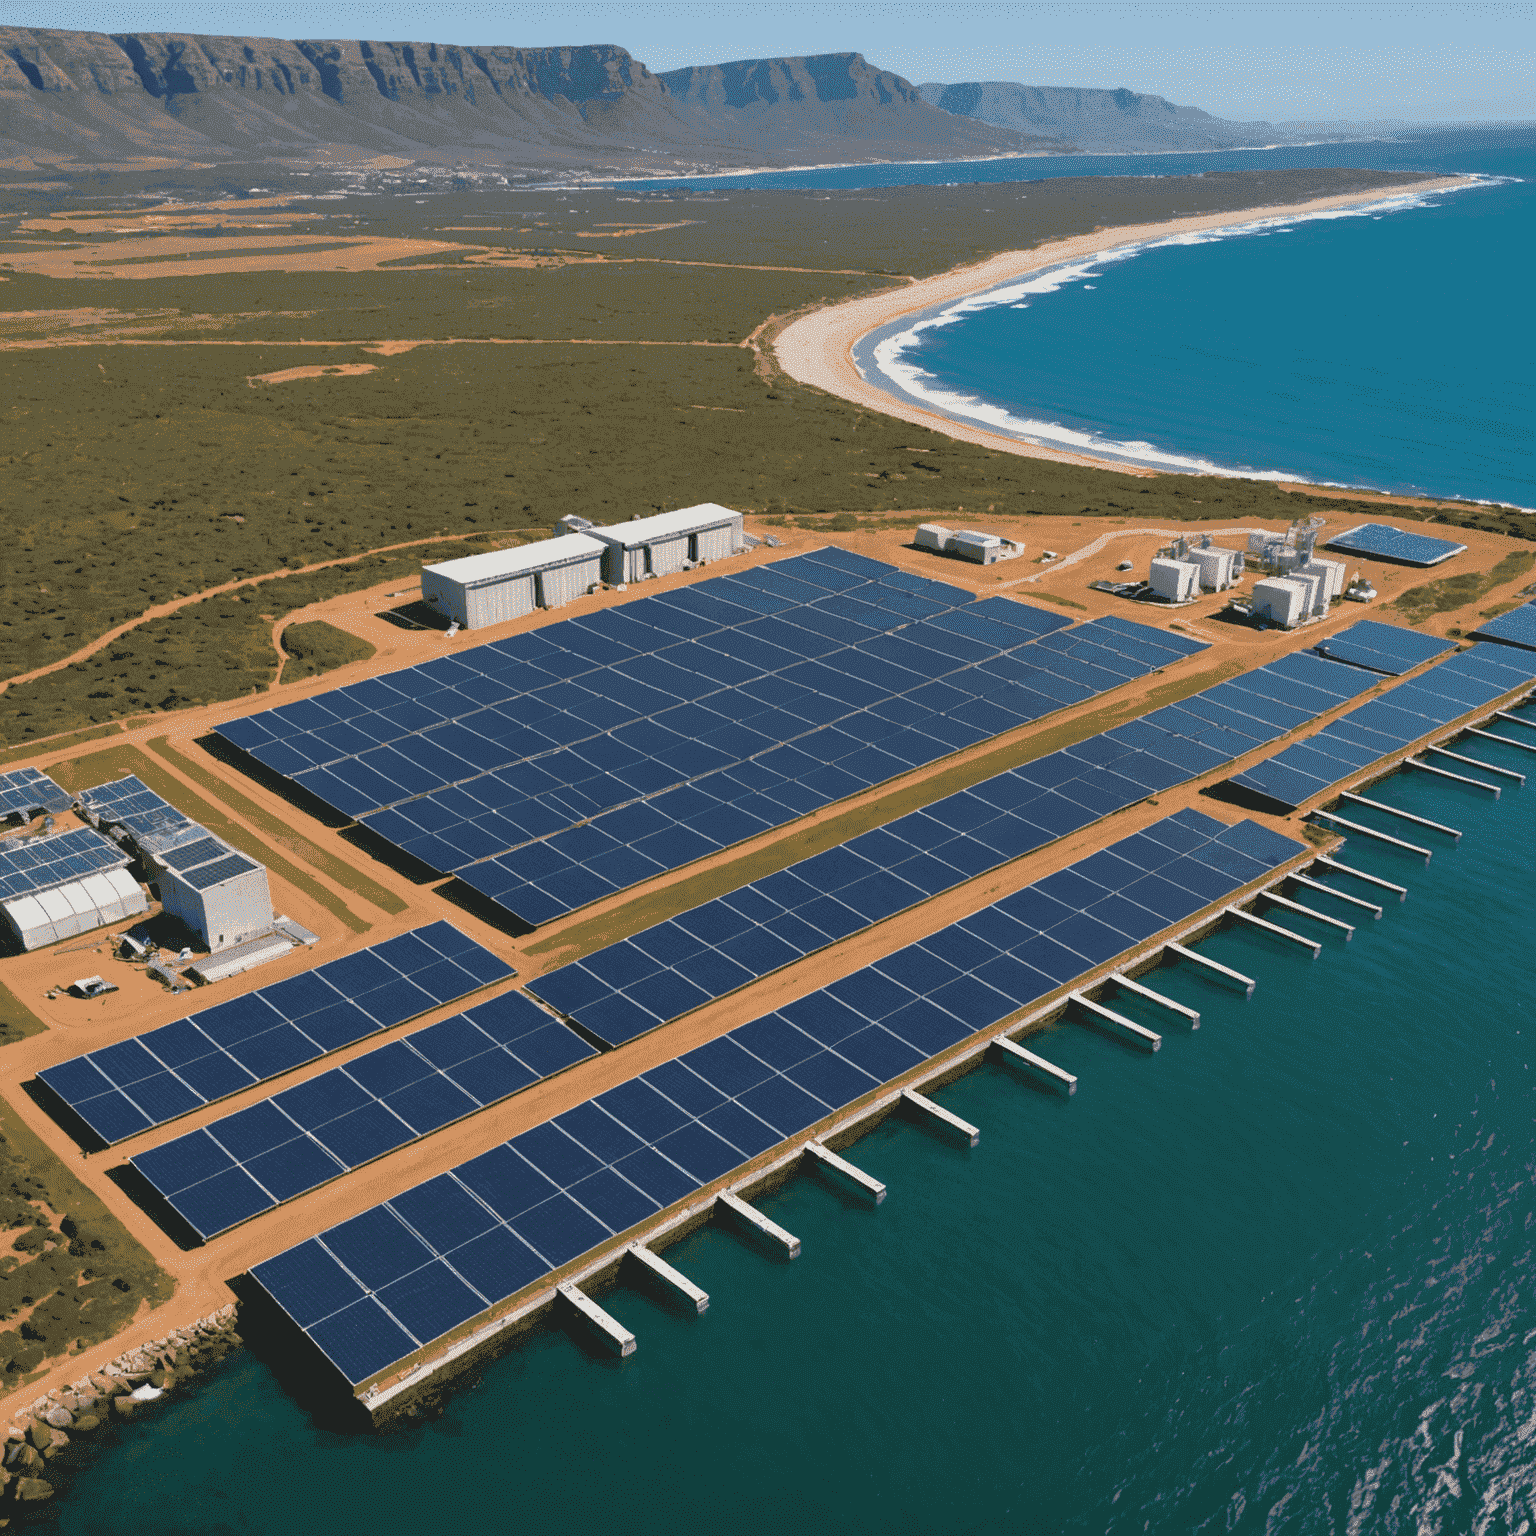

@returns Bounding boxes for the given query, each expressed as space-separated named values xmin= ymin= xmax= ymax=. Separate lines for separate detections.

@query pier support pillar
xmin=1309 ymin=810 xmax=1432 ymax=860
xmin=992 ymin=1035 xmax=1079 ymax=1092
xmin=624 ymin=1244 xmax=709 ymax=1314
xmin=1467 ymin=726 xmax=1536 ymax=757
xmin=1107 ymin=972 xmax=1200 ymax=1027
xmin=557 ymin=1283 xmax=636 ymax=1357
xmin=1312 ymin=855 xmax=1407 ymax=900
xmin=1067 ymin=993 xmax=1161 ymax=1052
xmin=900 ymin=1087 xmax=979 ymax=1146
xmin=717 ymin=1191 xmax=801 ymax=1259
xmin=1404 ymin=757 xmax=1499 ymax=796
xmin=1258 ymin=890 xmax=1354 ymax=939
xmin=803 ymin=1141 xmax=886 ymax=1204
xmin=1428 ymin=743 xmax=1524 ymax=783
xmin=1340 ymin=791 xmax=1460 ymax=839
xmin=1165 ymin=941 xmax=1256 ymax=995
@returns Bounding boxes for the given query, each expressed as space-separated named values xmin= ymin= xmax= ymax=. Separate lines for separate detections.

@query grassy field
xmin=1 ymin=164 xmax=1526 ymax=750
xmin=278 ymin=619 xmax=376 ymax=684
xmin=1390 ymin=549 xmax=1536 ymax=627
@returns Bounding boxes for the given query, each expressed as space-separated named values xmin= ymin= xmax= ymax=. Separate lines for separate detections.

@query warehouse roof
xmin=423 ymin=533 xmax=606 ymax=586
xmin=587 ymin=503 xmax=740 ymax=548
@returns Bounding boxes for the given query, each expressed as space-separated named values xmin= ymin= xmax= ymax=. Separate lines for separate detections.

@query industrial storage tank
xmin=586 ymin=504 xmax=744 ymax=583
xmin=421 ymin=534 xmax=606 ymax=629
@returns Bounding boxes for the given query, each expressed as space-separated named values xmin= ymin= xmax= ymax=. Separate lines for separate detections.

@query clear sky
xmin=10 ymin=1 xmax=1533 ymax=124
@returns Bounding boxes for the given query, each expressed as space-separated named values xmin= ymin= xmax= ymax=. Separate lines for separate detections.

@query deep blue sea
xmin=623 ymin=128 xmax=1536 ymax=511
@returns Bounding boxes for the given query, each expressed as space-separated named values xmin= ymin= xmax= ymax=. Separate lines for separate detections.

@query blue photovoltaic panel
xmin=0 ymin=826 xmax=130 ymax=901
xmin=1313 ymin=620 xmax=1455 ymax=676
xmin=213 ymin=550 xmax=1208 ymax=926
xmin=254 ymin=808 xmax=1302 ymax=1386
xmin=1229 ymin=645 xmax=1536 ymax=809
xmin=1325 ymin=523 xmax=1467 ymax=567
xmin=131 ymin=990 xmax=594 ymax=1240
xmin=180 ymin=854 xmax=259 ymax=890
xmin=1471 ymin=601 xmax=1536 ymax=652
xmin=38 ymin=923 xmax=515 ymax=1145
xmin=159 ymin=835 xmax=229 ymax=873
xmin=0 ymin=767 xmax=71 ymax=820
xmin=77 ymin=775 xmax=196 ymax=844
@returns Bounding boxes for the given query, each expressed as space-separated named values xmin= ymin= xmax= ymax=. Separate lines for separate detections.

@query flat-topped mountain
xmin=919 ymin=81 xmax=1277 ymax=153
xmin=0 ymin=29 xmax=1047 ymax=174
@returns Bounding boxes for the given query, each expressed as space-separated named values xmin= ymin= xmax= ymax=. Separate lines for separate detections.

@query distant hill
xmin=0 ymin=29 xmax=1050 ymax=175
xmin=918 ymin=81 xmax=1279 ymax=153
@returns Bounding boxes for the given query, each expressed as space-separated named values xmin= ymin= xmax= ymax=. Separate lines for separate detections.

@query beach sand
xmin=773 ymin=177 xmax=1476 ymax=475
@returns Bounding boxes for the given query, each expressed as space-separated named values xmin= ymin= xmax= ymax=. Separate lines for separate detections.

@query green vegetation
xmin=0 ymin=1095 xmax=173 ymax=1391
xmin=278 ymin=619 xmax=376 ymax=684
xmin=49 ymin=743 xmax=373 ymax=934
xmin=145 ymin=736 xmax=407 ymax=917
xmin=0 ymin=978 xmax=47 ymax=1047
xmin=1390 ymin=550 xmax=1536 ymax=625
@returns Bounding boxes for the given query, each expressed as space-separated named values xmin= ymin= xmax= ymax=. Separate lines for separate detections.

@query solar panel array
xmin=180 ymin=853 xmax=260 ymax=891
xmin=1325 ymin=523 xmax=1466 ymax=567
xmin=38 ymin=922 xmax=514 ymax=1146
xmin=1471 ymin=600 xmax=1536 ymax=652
xmin=529 ymin=647 xmax=1375 ymax=1047
xmin=252 ymin=809 xmax=1303 ymax=1387
xmin=0 ymin=767 xmax=71 ymax=821
xmin=1313 ymin=619 xmax=1455 ymax=676
xmin=0 ymin=826 xmax=130 ymax=902
xmin=77 ymin=775 xmax=196 ymax=846
xmin=132 ymin=991 xmax=596 ymax=1240
xmin=214 ymin=549 xmax=1207 ymax=926
xmin=1228 ymin=645 xmax=1536 ymax=810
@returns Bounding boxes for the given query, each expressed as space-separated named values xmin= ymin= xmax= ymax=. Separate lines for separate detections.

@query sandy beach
xmin=774 ymin=176 xmax=1477 ymax=474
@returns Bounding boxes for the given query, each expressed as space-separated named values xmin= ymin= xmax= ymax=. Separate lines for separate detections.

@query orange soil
xmin=245 ymin=362 xmax=378 ymax=387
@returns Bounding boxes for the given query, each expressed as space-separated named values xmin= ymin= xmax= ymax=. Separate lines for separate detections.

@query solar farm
xmin=7 ymin=521 xmax=1536 ymax=1417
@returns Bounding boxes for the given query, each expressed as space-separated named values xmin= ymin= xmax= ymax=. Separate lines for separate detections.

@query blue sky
xmin=12 ymin=2 xmax=1533 ymax=123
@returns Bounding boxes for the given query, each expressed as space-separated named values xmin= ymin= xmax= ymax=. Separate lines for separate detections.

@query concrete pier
xmin=1108 ymin=972 xmax=1200 ymax=1027
xmin=1165 ymin=940 xmax=1256 ymax=996
xmin=625 ymin=1243 xmax=709 ymax=1314
xmin=993 ymin=1035 xmax=1081 ymax=1091
xmin=556 ymin=1282 xmax=636 ymax=1357
xmin=1428 ymin=744 xmax=1524 ymax=783
xmin=900 ymin=1087 xmax=980 ymax=1146
xmin=804 ymin=1140 xmax=887 ymax=1204
xmin=1496 ymin=709 xmax=1536 ymax=731
xmin=1405 ymin=756 xmax=1499 ymax=796
xmin=717 ymin=1191 xmax=801 ymax=1258
xmin=1258 ymin=889 xmax=1354 ymax=939
xmin=1313 ymin=855 xmax=1407 ymax=899
xmin=1067 ymin=992 xmax=1161 ymax=1052
xmin=1340 ymin=791 xmax=1460 ymax=839
xmin=1287 ymin=871 xmax=1382 ymax=918
xmin=1468 ymin=726 xmax=1536 ymax=756
xmin=1310 ymin=810 xmax=1432 ymax=860
xmin=1224 ymin=905 xmax=1321 ymax=956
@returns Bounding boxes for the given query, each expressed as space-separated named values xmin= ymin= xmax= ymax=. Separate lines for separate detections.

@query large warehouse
xmin=420 ymin=534 xmax=606 ymax=630
xmin=0 ymin=826 xmax=147 ymax=951
xmin=587 ymin=503 xmax=744 ymax=583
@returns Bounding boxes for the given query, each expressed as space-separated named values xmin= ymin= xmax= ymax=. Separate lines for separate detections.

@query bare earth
xmin=773 ymin=178 xmax=1476 ymax=474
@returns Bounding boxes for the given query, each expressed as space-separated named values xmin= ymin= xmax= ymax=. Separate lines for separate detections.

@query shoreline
xmin=774 ymin=175 xmax=1481 ymax=484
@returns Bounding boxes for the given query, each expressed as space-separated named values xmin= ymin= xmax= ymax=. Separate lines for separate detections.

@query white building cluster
xmin=914 ymin=524 xmax=1025 ymax=565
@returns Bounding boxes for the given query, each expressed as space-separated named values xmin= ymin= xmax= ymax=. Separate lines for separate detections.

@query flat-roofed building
xmin=587 ymin=503 xmax=744 ymax=583
xmin=158 ymin=844 xmax=273 ymax=954
xmin=421 ymin=534 xmax=606 ymax=629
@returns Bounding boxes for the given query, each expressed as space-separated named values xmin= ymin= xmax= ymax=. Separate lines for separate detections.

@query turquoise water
xmin=853 ymin=128 xmax=1536 ymax=509
xmin=48 ymin=722 xmax=1536 ymax=1532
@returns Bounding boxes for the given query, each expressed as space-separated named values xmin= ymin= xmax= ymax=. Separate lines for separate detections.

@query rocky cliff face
xmin=0 ymin=30 xmax=1044 ymax=173
xmin=918 ymin=81 xmax=1278 ymax=154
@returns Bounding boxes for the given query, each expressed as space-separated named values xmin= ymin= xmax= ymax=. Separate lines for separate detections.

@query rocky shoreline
xmin=0 ymin=1304 xmax=241 ymax=1517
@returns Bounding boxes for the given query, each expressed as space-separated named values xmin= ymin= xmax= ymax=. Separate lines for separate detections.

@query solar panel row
xmin=1228 ymin=644 xmax=1536 ymax=810
xmin=132 ymin=992 xmax=596 ymax=1240
xmin=38 ymin=922 xmax=515 ymax=1146
xmin=77 ymin=775 xmax=196 ymax=846
xmin=1325 ymin=524 xmax=1467 ymax=567
xmin=0 ymin=826 xmax=130 ymax=902
xmin=529 ymin=647 xmax=1375 ymax=1047
xmin=1471 ymin=601 xmax=1536 ymax=652
xmin=1313 ymin=619 xmax=1456 ymax=677
xmin=0 ymin=767 xmax=71 ymax=821
xmin=252 ymin=809 xmax=1303 ymax=1387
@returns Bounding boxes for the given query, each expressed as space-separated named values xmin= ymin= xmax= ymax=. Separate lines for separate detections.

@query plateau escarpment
xmin=0 ymin=30 xmax=1044 ymax=173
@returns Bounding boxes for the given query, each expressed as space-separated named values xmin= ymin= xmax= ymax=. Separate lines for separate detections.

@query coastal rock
xmin=13 ymin=1477 xmax=52 ymax=1503
xmin=42 ymin=1409 xmax=72 ymax=1430
xmin=147 ymin=1369 xmax=167 ymax=1390
xmin=72 ymin=1414 xmax=100 ymax=1433
xmin=110 ymin=1396 xmax=137 ymax=1419
xmin=23 ymin=1424 xmax=49 ymax=1453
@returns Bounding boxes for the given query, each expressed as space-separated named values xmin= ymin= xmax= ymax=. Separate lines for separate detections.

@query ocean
xmin=625 ymin=127 xmax=1536 ymax=512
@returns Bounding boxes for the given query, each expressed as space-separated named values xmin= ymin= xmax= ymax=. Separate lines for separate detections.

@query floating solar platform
xmin=1228 ymin=645 xmax=1536 ymax=810
xmin=251 ymin=809 xmax=1303 ymax=1388
xmin=0 ymin=767 xmax=71 ymax=821
xmin=528 ymin=646 xmax=1376 ymax=1045
xmin=1325 ymin=524 xmax=1466 ymax=567
xmin=1313 ymin=619 xmax=1456 ymax=676
xmin=132 ymin=991 xmax=595 ymax=1241
xmin=214 ymin=550 xmax=1207 ymax=926
xmin=0 ymin=826 xmax=130 ymax=902
xmin=37 ymin=922 xmax=514 ymax=1146
xmin=1471 ymin=600 xmax=1536 ymax=652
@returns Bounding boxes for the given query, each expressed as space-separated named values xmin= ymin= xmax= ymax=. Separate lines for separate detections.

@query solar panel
xmin=253 ymin=807 xmax=1303 ymax=1387
xmin=0 ymin=767 xmax=71 ymax=821
xmin=1325 ymin=523 xmax=1467 ymax=567
xmin=0 ymin=826 xmax=130 ymax=901
xmin=1471 ymin=601 xmax=1536 ymax=652
xmin=39 ymin=924 xmax=515 ymax=1147
xmin=1314 ymin=620 xmax=1456 ymax=676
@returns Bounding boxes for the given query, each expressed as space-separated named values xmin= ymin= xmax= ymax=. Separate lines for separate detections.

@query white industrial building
xmin=420 ymin=534 xmax=606 ymax=630
xmin=915 ymin=524 xmax=1025 ymax=565
xmin=1150 ymin=557 xmax=1201 ymax=603
xmin=1298 ymin=557 xmax=1346 ymax=605
xmin=1252 ymin=576 xmax=1312 ymax=628
xmin=586 ymin=503 xmax=744 ymax=583
xmin=2 ymin=869 xmax=146 ymax=952
xmin=1186 ymin=546 xmax=1242 ymax=592
xmin=155 ymin=838 xmax=273 ymax=954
